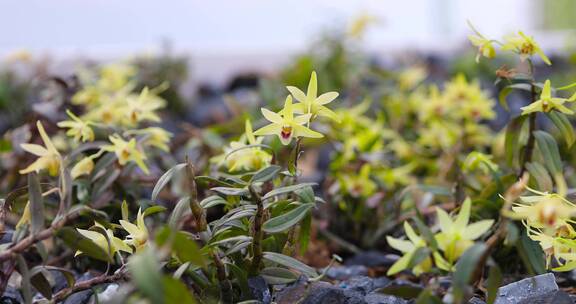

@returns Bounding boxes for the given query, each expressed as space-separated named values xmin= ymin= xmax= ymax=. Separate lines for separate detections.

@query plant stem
xmin=50 ymin=266 xmax=127 ymax=303
xmin=185 ymin=156 xmax=207 ymax=232
xmin=249 ymin=185 xmax=264 ymax=276
xmin=210 ymin=250 xmax=232 ymax=303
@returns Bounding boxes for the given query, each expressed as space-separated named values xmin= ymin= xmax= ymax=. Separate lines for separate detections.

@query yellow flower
xmin=102 ymin=135 xmax=149 ymax=174
xmin=19 ymin=121 xmax=62 ymax=176
xmin=71 ymin=156 xmax=95 ymax=179
xmin=502 ymin=31 xmax=551 ymax=65
xmin=462 ymin=151 xmax=498 ymax=174
xmin=521 ymin=80 xmax=574 ymax=115
xmin=254 ymin=95 xmax=323 ymax=145
xmin=467 ymin=22 xmax=495 ymax=62
xmin=224 ymin=120 xmax=272 ymax=172
xmin=338 ymin=164 xmax=377 ymax=198
xmin=347 ymin=14 xmax=377 ymax=38
xmin=509 ymin=188 xmax=576 ymax=229
xmin=127 ymin=127 xmax=172 ymax=152
xmin=97 ymin=63 xmax=136 ymax=92
xmin=434 ymin=198 xmax=494 ymax=264
xmin=120 ymin=208 xmax=149 ymax=253
xmin=57 ymin=110 xmax=95 ymax=142
xmin=76 ymin=222 xmax=133 ymax=257
xmin=398 ymin=67 xmax=427 ymax=90
xmin=285 ymin=71 xmax=340 ymax=122
xmin=386 ymin=221 xmax=432 ymax=276
xmin=125 ymin=87 xmax=165 ymax=126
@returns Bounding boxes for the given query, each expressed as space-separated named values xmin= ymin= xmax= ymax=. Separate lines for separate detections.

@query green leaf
xmin=262 ymin=252 xmax=318 ymax=277
xmin=526 ymin=162 xmax=553 ymax=192
xmin=298 ymin=212 xmax=312 ymax=255
xmin=498 ymin=83 xmax=531 ymax=111
xmin=251 ymin=165 xmax=281 ymax=183
xmin=517 ymin=231 xmax=546 ymax=275
xmin=163 ymin=276 xmax=197 ymax=304
xmin=27 ymin=172 xmax=44 ymax=235
xmin=129 ymin=248 xmax=164 ymax=304
xmin=169 ymin=197 xmax=191 ymax=229
xmin=157 ymin=227 xmax=205 ymax=267
xmin=415 ymin=289 xmax=443 ymax=304
xmin=143 ymin=205 xmax=167 ymax=217
xmin=211 ymin=187 xmax=249 ymax=196
xmin=227 ymin=263 xmax=250 ymax=300
xmin=260 ymin=267 xmax=300 ymax=285
xmin=534 ymin=131 xmax=562 ymax=175
xmin=56 ymin=227 xmax=111 ymax=262
xmin=407 ymin=247 xmax=430 ymax=270
xmin=262 ymin=183 xmax=317 ymax=201
xmin=452 ymin=244 xmax=486 ymax=303
xmin=121 ymin=200 xmax=129 ymax=221
xmin=412 ymin=217 xmax=438 ymax=251
xmin=29 ymin=268 xmax=52 ymax=300
xmin=486 ymin=263 xmax=502 ymax=304
xmin=200 ymin=195 xmax=228 ymax=209
xmin=17 ymin=255 xmax=32 ymax=304
xmin=547 ymin=111 xmax=575 ymax=147
xmin=505 ymin=115 xmax=528 ymax=167
xmin=151 ymin=163 xmax=186 ymax=201
xmin=295 ymin=186 xmax=315 ymax=204
xmin=263 ymin=203 xmax=314 ymax=233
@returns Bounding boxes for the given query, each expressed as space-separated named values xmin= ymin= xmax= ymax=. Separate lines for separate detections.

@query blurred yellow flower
xmin=127 ymin=127 xmax=172 ymax=152
xmin=19 ymin=121 xmax=62 ymax=176
xmin=102 ymin=135 xmax=149 ymax=174
xmin=71 ymin=156 xmax=95 ymax=179
xmin=386 ymin=221 xmax=432 ymax=276
xmin=57 ymin=110 xmax=95 ymax=142
xmin=502 ymin=31 xmax=551 ymax=65
xmin=120 ymin=208 xmax=149 ymax=253
xmin=76 ymin=222 xmax=132 ymax=257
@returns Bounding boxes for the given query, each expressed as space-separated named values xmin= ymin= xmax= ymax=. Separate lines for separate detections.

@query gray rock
xmin=1 ymin=285 xmax=23 ymax=304
xmin=468 ymin=297 xmax=486 ymax=304
xmin=274 ymin=276 xmax=308 ymax=304
xmin=494 ymin=273 xmax=558 ymax=304
xmin=326 ymin=265 xmax=369 ymax=280
xmin=517 ymin=290 xmax=572 ymax=304
xmin=96 ymin=283 xmax=120 ymax=302
xmin=302 ymin=281 xmax=346 ymax=304
xmin=340 ymin=276 xmax=374 ymax=295
xmin=345 ymin=251 xmax=399 ymax=268
xmin=248 ymin=276 xmax=271 ymax=304
xmin=365 ymin=292 xmax=408 ymax=304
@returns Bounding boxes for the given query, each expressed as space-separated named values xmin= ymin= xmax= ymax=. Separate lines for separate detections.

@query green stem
xmin=185 ymin=156 xmax=207 ymax=232
xmin=249 ymin=185 xmax=264 ymax=276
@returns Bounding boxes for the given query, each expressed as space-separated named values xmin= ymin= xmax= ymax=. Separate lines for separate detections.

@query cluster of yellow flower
xmin=19 ymin=63 xmax=172 ymax=178
xmin=468 ymin=22 xmax=550 ymax=65
xmin=507 ymin=188 xmax=576 ymax=271
xmin=386 ymin=198 xmax=494 ymax=275
xmin=214 ymin=71 xmax=338 ymax=173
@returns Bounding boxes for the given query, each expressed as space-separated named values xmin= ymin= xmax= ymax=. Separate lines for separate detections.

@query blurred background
xmin=1 ymin=0 xmax=575 ymax=85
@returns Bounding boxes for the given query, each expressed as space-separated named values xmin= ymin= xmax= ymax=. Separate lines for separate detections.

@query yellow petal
xmin=261 ymin=108 xmax=283 ymax=124
xmin=286 ymin=86 xmax=307 ymax=102
xmin=454 ymin=198 xmax=471 ymax=229
xmin=292 ymin=124 xmax=323 ymax=139
xmin=36 ymin=121 xmax=59 ymax=155
xmin=541 ymin=80 xmax=552 ymax=100
xmin=315 ymin=92 xmax=339 ymax=105
xmin=253 ymin=124 xmax=281 ymax=136
xmin=20 ymin=144 xmax=48 ymax=156
xmin=462 ymin=220 xmax=494 ymax=240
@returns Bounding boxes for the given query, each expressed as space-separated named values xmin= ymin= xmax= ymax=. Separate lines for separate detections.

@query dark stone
xmin=63 ymin=272 xmax=94 ymax=304
xmin=494 ymin=273 xmax=558 ymax=304
xmin=1 ymin=285 xmax=23 ymax=304
xmin=248 ymin=276 xmax=272 ymax=304
xmin=468 ymin=297 xmax=486 ymax=304
xmin=345 ymin=251 xmax=399 ymax=268
xmin=372 ymin=277 xmax=391 ymax=290
xmin=339 ymin=276 xmax=374 ymax=295
xmin=302 ymin=281 xmax=346 ymax=304
xmin=326 ymin=265 xmax=369 ymax=280
xmin=365 ymin=292 xmax=408 ymax=304
xmin=274 ymin=276 xmax=308 ymax=304
xmin=50 ymin=269 xmax=72 ymax=293
xmin=517 ymin=290 xmax=572 ymax=304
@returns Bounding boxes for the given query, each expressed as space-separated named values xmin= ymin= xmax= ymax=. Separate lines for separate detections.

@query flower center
xmin=281 ymin=126 xmax=292 ymax=139
xmin=520 ymin=42 xmax=534 ymax=55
